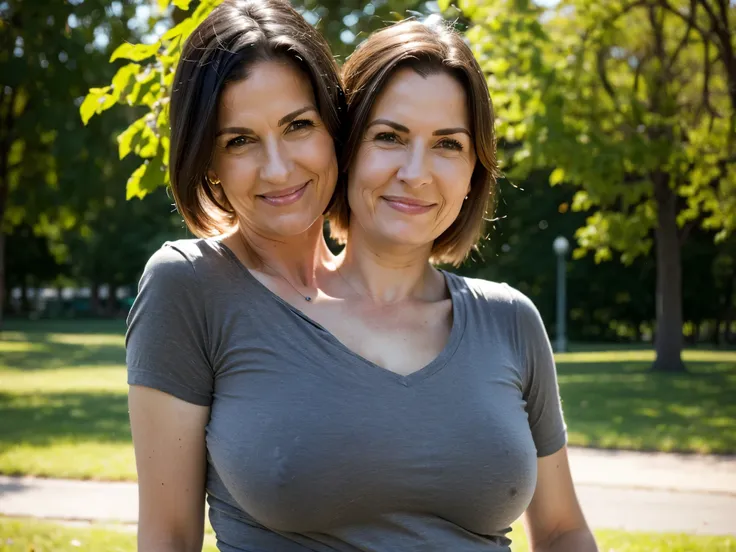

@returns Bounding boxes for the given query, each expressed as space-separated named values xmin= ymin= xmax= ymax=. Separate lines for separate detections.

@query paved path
xmin=2 ymin=447 xmax=736 ymax=535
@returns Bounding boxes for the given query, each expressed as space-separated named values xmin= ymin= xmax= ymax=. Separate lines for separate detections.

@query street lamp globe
xmin=553 ymin=236 xmax=569 ymax=256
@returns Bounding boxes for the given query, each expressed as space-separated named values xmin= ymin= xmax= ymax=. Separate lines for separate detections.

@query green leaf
xmin=172 ymin=0 xmax=192 ymax=9
xmin=549 ymin=167 xmax=565 ymax=186
xmin=126 ymin=68 xmax=160 ymax=106
xmin=117 ymin=117 xmax=146 ymax=160
xmin=157 ymin=0 xmax=171 ymax=9
xmin=437 ymin=0 xmax=452 ymax=12
xmin=110 ymin=41 xmax=161 ymax=62
xmin=126 ymin=163 xmax=149 ymax=200
xmin=111 ymin=63 xmax=141 ymax=100
xmin=79 ymin=86 xmax=111 ymax=125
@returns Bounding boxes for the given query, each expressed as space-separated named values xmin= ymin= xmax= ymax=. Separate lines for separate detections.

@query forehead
xmin=217 ymin=60 xmax=316 ymax=121
xmin=369 ymin=67 xmax=470 ymax=127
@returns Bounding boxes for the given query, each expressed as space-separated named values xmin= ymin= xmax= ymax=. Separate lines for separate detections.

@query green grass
xmin=0 ymin=517 xmax=218 ymax=552
xmin=556 ymin=350 xmax=736 ymax=453
xmin=1 ymin=517 xmax=735 ymax=551
xmin=1 ymin=320 xmax=735 ymax=480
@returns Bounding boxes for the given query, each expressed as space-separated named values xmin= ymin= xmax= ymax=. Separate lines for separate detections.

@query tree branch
xmin=666 ymin=0 xmax=697 ymax=72
xmin=657 ymin=0 xmax=712 ymax=40
xmin=597 ymin=48 xmax=619 ymax=105
xmin=701 ymin=40 xmax=721 ymax=123
xmin=697 ymin=0 xmax=724 ymax=32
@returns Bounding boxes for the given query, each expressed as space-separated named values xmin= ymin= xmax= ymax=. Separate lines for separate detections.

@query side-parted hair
xmin=328 ymin=19 xmax=498 ymax=266
xmin=169 ymin=0 xmax=345 ymax=237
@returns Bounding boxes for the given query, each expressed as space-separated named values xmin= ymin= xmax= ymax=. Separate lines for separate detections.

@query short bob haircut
xmin=328 ymin=19 xmax=498 ymax=266
xmin=169 ymin=0 xmax=345 ymax=237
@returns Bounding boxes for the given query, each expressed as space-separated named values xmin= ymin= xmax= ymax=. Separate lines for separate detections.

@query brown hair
xmin=169 ymin=0 xmax=345 ymax=237
xmin=328 ymin=19 xmax=497 ymax=266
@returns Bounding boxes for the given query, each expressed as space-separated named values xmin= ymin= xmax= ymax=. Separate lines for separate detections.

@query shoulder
xmin=447 ymin=273 xmax=543 ymax=328
xmin=141 ymin=238 xmax=228 ymax=287
xmin=447 ymin=272 xmax=525 ymax=309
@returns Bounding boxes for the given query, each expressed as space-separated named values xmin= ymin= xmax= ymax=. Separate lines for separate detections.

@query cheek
xmin=296 ymin=132 xmax=337 ymax=173
xmin=436 ymin=158 xmax=474 ymax=205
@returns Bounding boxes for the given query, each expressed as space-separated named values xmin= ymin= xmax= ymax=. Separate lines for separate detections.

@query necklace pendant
xmin=305 ymin=296 xmax=312 ymax=302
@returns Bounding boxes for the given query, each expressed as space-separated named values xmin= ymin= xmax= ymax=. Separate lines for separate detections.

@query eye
xmin=225 ymin=136 xmax=253 ymax=149
xmin=375 ymin=131 xmax=401 ymax=144
xmin=437 ymin=138 xmax=464 ymax=151
xmin=287 ymin=119 xmax=315 ymax=132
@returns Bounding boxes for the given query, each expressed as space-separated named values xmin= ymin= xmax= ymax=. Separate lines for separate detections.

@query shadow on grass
xmin=0 ymin=391 xmax=131 ymax=447
xmin=2 ymin=318 xmax=127 ymax=335
xmin=0 ymin=339 xmax=125 ymax=371
xmin=557 ymin=359 xmax=736 ymax=453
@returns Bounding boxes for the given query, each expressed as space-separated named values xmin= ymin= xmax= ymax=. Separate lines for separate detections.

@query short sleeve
xmin=126 ymin=244 xmax=214 ymax=406
xmin=511 ymin=289 xmax=567 ymax=457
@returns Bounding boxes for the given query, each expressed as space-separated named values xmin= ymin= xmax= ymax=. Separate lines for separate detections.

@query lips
xmin=381 ymin=195 xmax=436 ymax=215
xmin=258 ymin=182 xmax=310 ymax=206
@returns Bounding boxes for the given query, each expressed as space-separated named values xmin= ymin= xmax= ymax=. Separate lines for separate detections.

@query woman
xmin=125 ymin=0 xmax=344 ymax=550
xmin=316 ymin=19 xmax=599 ymax=551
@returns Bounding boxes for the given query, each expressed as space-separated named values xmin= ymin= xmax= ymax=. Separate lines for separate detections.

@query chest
xmin=301 ymin=298 xmax=454 ymax=377
xmin=205 ymin=321 xmax=538 ymax=537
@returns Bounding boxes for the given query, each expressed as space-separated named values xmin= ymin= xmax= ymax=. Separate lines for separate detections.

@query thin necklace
xmin=238 ymin=231 xmax=314 ymax=302
xmin=259 ymin=257 xmax=315 ymax=302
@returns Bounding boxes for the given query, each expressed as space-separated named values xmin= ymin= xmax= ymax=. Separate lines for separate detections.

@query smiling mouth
xmin=381 ymin=195 xmax=436 ymax=215
xmin=258 ymin=182 xmax=310 ymax=206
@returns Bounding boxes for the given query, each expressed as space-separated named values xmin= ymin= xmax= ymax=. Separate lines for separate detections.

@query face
xmin=347 ymin=67 xmax=476 ymax=250
xmin=209 ymin=60 xmax=337 ymax=238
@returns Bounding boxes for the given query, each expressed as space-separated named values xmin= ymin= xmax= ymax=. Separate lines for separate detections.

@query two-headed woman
xmin=127 ymin=1 xmax=597 ymax=550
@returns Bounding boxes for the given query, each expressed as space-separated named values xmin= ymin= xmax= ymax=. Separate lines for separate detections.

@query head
xmin=328 ymin=19 xmax=497 ymax=265
xmin=169 ymin=0 xmax=345 ymax=239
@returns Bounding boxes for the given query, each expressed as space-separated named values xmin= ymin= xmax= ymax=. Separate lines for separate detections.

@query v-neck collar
xmin=215 ymin=239 xmax=467 ymax=387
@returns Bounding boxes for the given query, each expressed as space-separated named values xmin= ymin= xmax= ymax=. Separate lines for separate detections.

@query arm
xmin=522 ymin=447 xmax=598 ymax=552
xmin=129 ymin=385 xmax=210 ymax=552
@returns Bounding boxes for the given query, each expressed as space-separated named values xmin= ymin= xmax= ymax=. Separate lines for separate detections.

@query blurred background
xmin=0 ymin=0 xmax=735 ymax=550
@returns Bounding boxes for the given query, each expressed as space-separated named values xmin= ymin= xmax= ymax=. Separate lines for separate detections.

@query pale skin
xmin=129 ymin=59 xmax=339 ymax=552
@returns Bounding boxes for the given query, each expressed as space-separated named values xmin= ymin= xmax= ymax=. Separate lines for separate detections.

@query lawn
xmin=1 ymin=517 xmax=735 ymax=551
xmin=1 ymin=320 xmax=735 ymax=480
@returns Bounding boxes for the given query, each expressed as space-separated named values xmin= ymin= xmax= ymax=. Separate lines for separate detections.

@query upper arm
xmin=510 ymin=288 xmax=567 ymax=456
xmin=126 ymin=244 xmax=214 ymax=550
xmin=522 ymin=447 xmax=588 ymax=548
xmin=129 ymin=385 xmax=210 ymax=551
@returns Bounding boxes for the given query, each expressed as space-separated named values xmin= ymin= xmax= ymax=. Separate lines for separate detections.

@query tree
xmin=0 ymin=0 xmax=140 ymax=325
xmin=451 ymin=0 xmax=735 ymax=371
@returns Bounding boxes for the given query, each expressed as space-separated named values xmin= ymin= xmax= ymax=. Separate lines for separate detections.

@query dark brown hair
xmin=169 ymin=0 xmax=345 ymax=237
xmin=328 ymin=19 xmax=497 ymax=265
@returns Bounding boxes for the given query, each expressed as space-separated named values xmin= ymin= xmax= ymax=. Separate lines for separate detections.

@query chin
xmin=263 ymin=213 xmax=323 ymax=238
xmin=375 ymin=225 xmax=433 ymax=249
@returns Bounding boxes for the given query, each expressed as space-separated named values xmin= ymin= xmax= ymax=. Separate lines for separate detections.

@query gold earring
xmin=209 ymin=175 xmax=221 ymax=186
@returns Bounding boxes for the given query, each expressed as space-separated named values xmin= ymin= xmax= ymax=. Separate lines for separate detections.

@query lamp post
xmin=553 ymin=236 xmax=569 ymax=353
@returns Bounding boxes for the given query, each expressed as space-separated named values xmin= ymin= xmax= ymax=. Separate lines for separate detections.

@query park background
xmin=0 ymin=0 xmax=735 ymax=550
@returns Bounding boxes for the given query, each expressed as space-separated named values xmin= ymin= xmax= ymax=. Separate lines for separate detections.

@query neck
xmin=236 ymin=216 xmax=333 ymax=287
xmin=338 ymin=224 xmax=438 ymax=304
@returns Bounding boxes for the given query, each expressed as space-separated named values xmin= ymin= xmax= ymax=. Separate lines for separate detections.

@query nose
xmin=260 ymin=136 xmax=292 ymax=185
xmin=396 ymin=141 xmax=431 ymax=189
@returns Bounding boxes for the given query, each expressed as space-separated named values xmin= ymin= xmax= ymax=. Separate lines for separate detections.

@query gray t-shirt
xmin=126 ymin=239 xmax=567 ymax=552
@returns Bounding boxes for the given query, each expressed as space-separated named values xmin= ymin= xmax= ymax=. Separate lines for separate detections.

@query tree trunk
xmin=90 ymin=281 xmax=101 ymax=317
xmin=0 ymin=232 xmax=4 ymax=330
xmin=652 ymin=174 xmax=686 ymax=373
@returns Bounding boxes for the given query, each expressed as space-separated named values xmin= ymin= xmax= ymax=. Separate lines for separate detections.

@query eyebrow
xmin=215 ymin=106 xmax=316 ymax=137
xmin=367 ymin=118 xmax=470 ymax=137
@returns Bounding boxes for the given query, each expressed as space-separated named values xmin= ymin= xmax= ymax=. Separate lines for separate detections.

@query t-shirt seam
xmin=128 ymin=369 xmax=212 ymax=405
xmin=504 ymin=284 xmax=530 ymax=396
xmin=535 ymin=428 xmax=568 ymax=457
